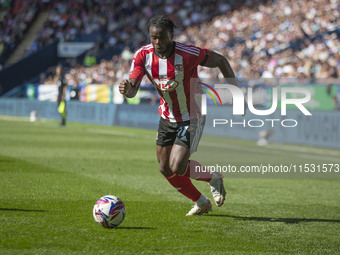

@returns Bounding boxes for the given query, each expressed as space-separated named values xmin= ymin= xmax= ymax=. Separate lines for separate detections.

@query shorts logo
xmin=178 ymin=125 xmax=188 ymax=142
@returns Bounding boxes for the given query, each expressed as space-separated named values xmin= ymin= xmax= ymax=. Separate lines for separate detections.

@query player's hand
xmin=119 ymin=79 xmax=131 ymax=96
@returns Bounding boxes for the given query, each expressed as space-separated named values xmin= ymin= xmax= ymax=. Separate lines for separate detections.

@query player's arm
xmin=120 ymin=49 xmax=144 ymax=98
xmin=204 ymin=50 xmax=247 ymax=114
xmin=204 ymin=50 xmax=237 ymax=83
xmin=119 ymin=78 xmax=141 ymax=98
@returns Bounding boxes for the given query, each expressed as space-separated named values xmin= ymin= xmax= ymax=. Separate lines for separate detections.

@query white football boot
xmin=209 ymin=172 xmax=226 ymax=207
xmin=186 ymin=200 xmax=212 ymax=216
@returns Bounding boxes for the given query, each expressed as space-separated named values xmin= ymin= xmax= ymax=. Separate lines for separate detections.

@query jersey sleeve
xmin=198 ymin=48 xmax=210 ymax=66
xmin=179 ymin=43 xmax=210 ymax=68
xmin=129 ymin=50 xmax=145 ymax=80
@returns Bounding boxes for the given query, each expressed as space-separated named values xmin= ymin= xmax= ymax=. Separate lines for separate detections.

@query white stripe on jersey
xmin=129 ymin=60 xmax=134 ymax=74
xmin=174 ymin=53 xmax=189 ymax=121
xmin=144 ymin=52 xmax=168 ymax=120
xmin=145 ymin=52 xmax=153 ymax=76
xmin=133 ymin=44 xmax=153 ymax=59
xmin=159 ymin=58 xmax=167 ymax=77
xmin=158 ymin=58 xmax=175 ymax=120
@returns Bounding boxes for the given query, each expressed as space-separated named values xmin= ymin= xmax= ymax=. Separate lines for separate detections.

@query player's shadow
xmin=0 ymin=208 xmax=48 ymax=212
xmin=205 ymin=214 xmax=340 ymax=224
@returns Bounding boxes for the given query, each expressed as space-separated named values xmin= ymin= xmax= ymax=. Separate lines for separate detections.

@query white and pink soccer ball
xmin=93 ymin=195 xmax=126 ymax=228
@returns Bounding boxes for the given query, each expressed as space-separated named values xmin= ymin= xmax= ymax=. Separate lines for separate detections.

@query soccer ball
xmin=93 ymin=195 xmax=126 ymax=228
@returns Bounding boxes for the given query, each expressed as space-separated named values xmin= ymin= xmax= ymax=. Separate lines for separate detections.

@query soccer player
xmin=120 ymin=15 xmax=236 ymax=215
xmin=56 ymin=65 xmax=67 ymax=126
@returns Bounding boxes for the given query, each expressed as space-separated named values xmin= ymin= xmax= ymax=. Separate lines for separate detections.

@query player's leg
xmin=172 ymin=117 xmax=226 ymax=207
xmin=171 ymin=117 xmax=214 ymax=181
xmin=157 ymin=145 xmax=211 ymax=214
xmin=156 ymin=118 xmax=205 ymax=210
xmin=170 ymin=145 xmax=213 ymax=182
xmin=167 ymin=144 xmax=211 ymax=215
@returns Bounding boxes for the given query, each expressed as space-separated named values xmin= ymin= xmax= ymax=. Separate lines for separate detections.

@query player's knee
xmin=169 ymin=160 xmax=186 ymax=175
xmin=159 ymin=163 xmax=173 ymax=177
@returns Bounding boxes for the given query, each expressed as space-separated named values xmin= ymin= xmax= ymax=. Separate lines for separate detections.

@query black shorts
xmin=156 ymin=117 xmax=206 ymax=152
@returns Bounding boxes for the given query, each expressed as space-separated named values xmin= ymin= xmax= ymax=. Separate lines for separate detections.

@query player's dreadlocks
xmin=146 ymin=15 xmax=177 ymax=33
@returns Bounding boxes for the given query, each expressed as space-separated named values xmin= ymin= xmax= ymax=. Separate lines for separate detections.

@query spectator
xmin=55 ymin=65 xmax=67 ymax=126
xmin=39 ymin=0 xmax=339 ymax=101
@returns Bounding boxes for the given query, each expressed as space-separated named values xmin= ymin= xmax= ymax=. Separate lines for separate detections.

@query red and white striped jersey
xmin=129 ymin=42 xmax=209 ymax=123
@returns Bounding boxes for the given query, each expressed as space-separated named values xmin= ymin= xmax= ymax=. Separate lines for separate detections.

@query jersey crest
xmin=154 ymin=78 xmax=179 ymax=92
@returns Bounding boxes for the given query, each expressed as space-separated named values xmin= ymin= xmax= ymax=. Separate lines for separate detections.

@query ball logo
xmin=154 ymin=78 xmax=179 ymax=92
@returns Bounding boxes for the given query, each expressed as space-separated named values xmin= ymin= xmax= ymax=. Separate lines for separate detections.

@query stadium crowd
xmin=2 ymin=0 xmax=340 ymax=92
xmin=41 ymin=0 xmax=339 ymax=94
xmin=0 ymin=0 xmax=38 ymax=70
xmin=191 ymin=0 xmax=340 ymax=79
xmin=29 ymin=0 xmax=240 ymax=56
xmin=42 ymin=55 xmax=129 ymax=89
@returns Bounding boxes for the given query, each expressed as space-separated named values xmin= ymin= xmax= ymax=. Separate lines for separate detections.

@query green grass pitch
xmin=0 ymin=115 xmax=339 ymax=254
